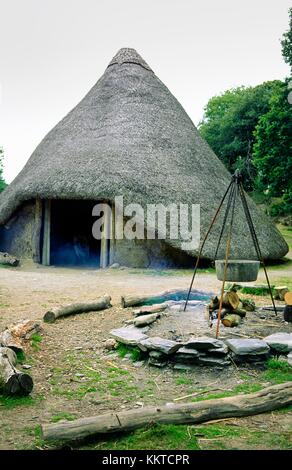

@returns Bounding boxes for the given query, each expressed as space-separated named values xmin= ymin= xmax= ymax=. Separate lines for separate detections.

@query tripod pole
xmin=238 ymin=182 xmax=277 ymax=316
xmin=183 ymin=180 xmax=233 ymax=311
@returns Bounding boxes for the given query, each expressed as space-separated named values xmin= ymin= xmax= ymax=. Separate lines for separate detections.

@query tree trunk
xmin=0 ymin=347 xmax=33 ymax=396
xmin=0 ymin=252 xmax=19 ymax=267
xmin=121 ymin=289 xmax=190 ymax=308
xmin=43 ymin=295 xmax=111 ymax=323
xmin=222 ymin=314 xmax=242 ymax=327
xmin=133 ymin=303 xmax=169 ymax=316
xmin=0 ymin=319 xmax=42 ymax=353
xmin=132 ymin=313 xmax=161 ymax=327
xmin=41 ymin=382 xmax=292 ymax=442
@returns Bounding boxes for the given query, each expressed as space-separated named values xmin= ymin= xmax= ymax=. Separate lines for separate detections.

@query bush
xmin=270 ymin=192 xmax=292 ymax=217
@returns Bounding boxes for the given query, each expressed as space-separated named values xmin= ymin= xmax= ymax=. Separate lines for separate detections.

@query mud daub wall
xmin=0 ymin=201 xmax=35 ymax=258
xmin=111 ymin=238 xmax=194 ymax=268
xmin=0 ymin=201 xmax=195 ymax=267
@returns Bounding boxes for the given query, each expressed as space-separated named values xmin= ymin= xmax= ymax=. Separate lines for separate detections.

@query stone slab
xmin=263 ymin=333 xmax=292 ymax=354
xmin=139 ymin=336 xmax=181 ymax=355
xmin=198 ymin=356 xmax=231 ymax=367
xmin=185 ymin=336 xmax=225 ymax=351
xmin=110 ymin=326 xmax=148 ymax=346
xmin=225 ymin=338 xmax=270 ymax=356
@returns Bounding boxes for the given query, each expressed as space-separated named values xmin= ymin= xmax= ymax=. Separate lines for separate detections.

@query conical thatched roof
xmin=0 ymin=48 xmax=288 ymax=260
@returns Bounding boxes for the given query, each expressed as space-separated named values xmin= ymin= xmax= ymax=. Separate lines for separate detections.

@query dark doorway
xmin=50 ymin=200 xmax=101 ymax=267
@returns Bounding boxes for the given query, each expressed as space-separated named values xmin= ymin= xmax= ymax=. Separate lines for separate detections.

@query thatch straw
xmin=0 ymin=48 xmax=288 ymax=260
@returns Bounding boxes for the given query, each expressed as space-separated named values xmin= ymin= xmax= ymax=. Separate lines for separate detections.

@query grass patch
xmin=30 ymin=333 xmax=42 ymax=351
xmin=278 ymin=224 xmax=292 ymax=251
xmin=16 ymin=350 xmax=26 ymax=363
xmin=0 ymin=394 xmax=43 ymax=409
xmin=92 ymin=423 xmax=200 ymax=450
xmin=51 ymin=412 xmax=77 ymax=423
xmin=175 ymin=375 xmax=193 ymax=386
xmin=116 ymin=343 xmax=143 ymax=362
xmin=263 ymin=359 xmax=292 ymax=383
xmin=240 ymin=286 xmax=274 ymax=296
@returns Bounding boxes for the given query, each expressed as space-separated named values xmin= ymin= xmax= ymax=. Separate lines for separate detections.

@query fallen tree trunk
xmin=43 ymin=295 xmax=111 ymax=323
xmin=0 ymin=347 xmax=33 ymax=396
xmin=133 ymin=303 xmax=169 ymax=316
xmin=0 ymin=319 xmax=42 ymax=353
xmin=132 ymin=313 xmax=161 ymax=327
xmin=121 ymin=289 xmax=193 ymax=308
xmin=0 ymin=252 xmax=19 ymax=267
xmin=41 ymin=382 xmax=292 ymax=442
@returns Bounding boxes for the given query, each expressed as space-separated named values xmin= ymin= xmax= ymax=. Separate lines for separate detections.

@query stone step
xmin=139 ymin=336 xmax=181 ymax=355
xmin=109 ymin=326 xmax=148 ymax=346
xmin=263 ymin=333 xmax=292 ymax=354
xmin=225 ymin=338 xmax=270 ymax=356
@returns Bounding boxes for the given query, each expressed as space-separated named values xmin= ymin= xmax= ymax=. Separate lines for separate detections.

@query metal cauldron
xmin=215 ymin=259 xmax=260 ymax=282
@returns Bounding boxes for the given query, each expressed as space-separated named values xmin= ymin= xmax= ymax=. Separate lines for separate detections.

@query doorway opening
xmin=42 ymin=200 xmax=109 ymax=267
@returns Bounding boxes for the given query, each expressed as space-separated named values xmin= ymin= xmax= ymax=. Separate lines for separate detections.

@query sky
xmin=0 ymin=0 xmax=290 ymax=183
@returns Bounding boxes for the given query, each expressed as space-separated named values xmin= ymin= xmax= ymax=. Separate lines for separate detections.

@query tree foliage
xmin=198 ymin=81 xmax=282 ymax=190
xmin=253 ymin=79 xmax=292 ymax=199
xmin=281 ymin=7 xmax=292 ymax=71
xmin=0 ymin=148 xmax=7 ymax=192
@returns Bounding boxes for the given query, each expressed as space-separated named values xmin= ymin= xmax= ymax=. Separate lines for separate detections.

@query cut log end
xmin=4 ymin=373 xmax=33 ymax=396
xmin=43 ymin=311 xmax=56 ymax=323
xmin=0 ymin=347 xmax=34 ymax=396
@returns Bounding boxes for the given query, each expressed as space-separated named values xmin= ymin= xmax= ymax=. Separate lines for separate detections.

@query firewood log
xmin=133 ymin=303 xmax=169 ymax=316
xmin=43 ymin=295 xmax=111 ymax=323
xmin=232 ymin=308 xmax=247 ymax=318
xmin=211 ymin=308 xmax=229 ymax=319
xmin=0 ymin=320 xmax=42 ymax=353
xmin=0 ymin=252 xmax=19 ymax=267
xmin=209 ymin=296 xmax=219 ymax=311
xmin=274 ymin=286 xmax=289 ymax=301
xmin=284 ymin=292 xmax=292 ymax=305
xmin=41 ymin=382 xmax=292 ymax=443
xmin=121 ymin=289 xmax=190 ymax=308
xmin=0 ymin=347 xmax=33 ymax=396
xmin=222 ymin=291 xmax=240 ymax=310
xmin=222 ymin=314 xmax=242 ymax=327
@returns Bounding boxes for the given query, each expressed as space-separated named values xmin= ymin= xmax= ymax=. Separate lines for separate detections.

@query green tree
xmin=253 ymin=80 xmax=292 ymax=201
xmin=281 ymin=7 xmax=292 ymax=71
xmin=0 ymin=147 xmax=7 ymax=192
xmin=198 ymin=81 xmax=281 ymax=190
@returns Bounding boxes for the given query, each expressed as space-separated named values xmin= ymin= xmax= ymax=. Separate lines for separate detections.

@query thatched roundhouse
xmin=0 ymin=48 xmax=288 ymax=267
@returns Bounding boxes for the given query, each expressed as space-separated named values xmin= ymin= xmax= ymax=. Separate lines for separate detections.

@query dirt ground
xmin=0 ymin=262 xmax=291 ymax=450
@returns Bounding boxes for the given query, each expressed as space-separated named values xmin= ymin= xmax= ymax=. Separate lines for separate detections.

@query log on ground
xmin=0 ymin=252 xmax=19 ymax=267
xmin=133 ymin=303 xmax=169 ymax=316
xmin=43 ymin=295 xmax=112 ymax=323
xmin=222 ymin=291 xmax=240 ymax=310
xmin=121 ymin=289 xmax=192 ymax=308
xmin=0 ymin=319 xmax=42 ymax=353
xmin=41 ymin=382 xmax=292 ymax=442
xmin=222 ymin=314 xmax=242 ymax=327
xmin=274 ymin=286 xmax=289 ymax=301
xmin=0 ymin=347 xmax=33 ymax=396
